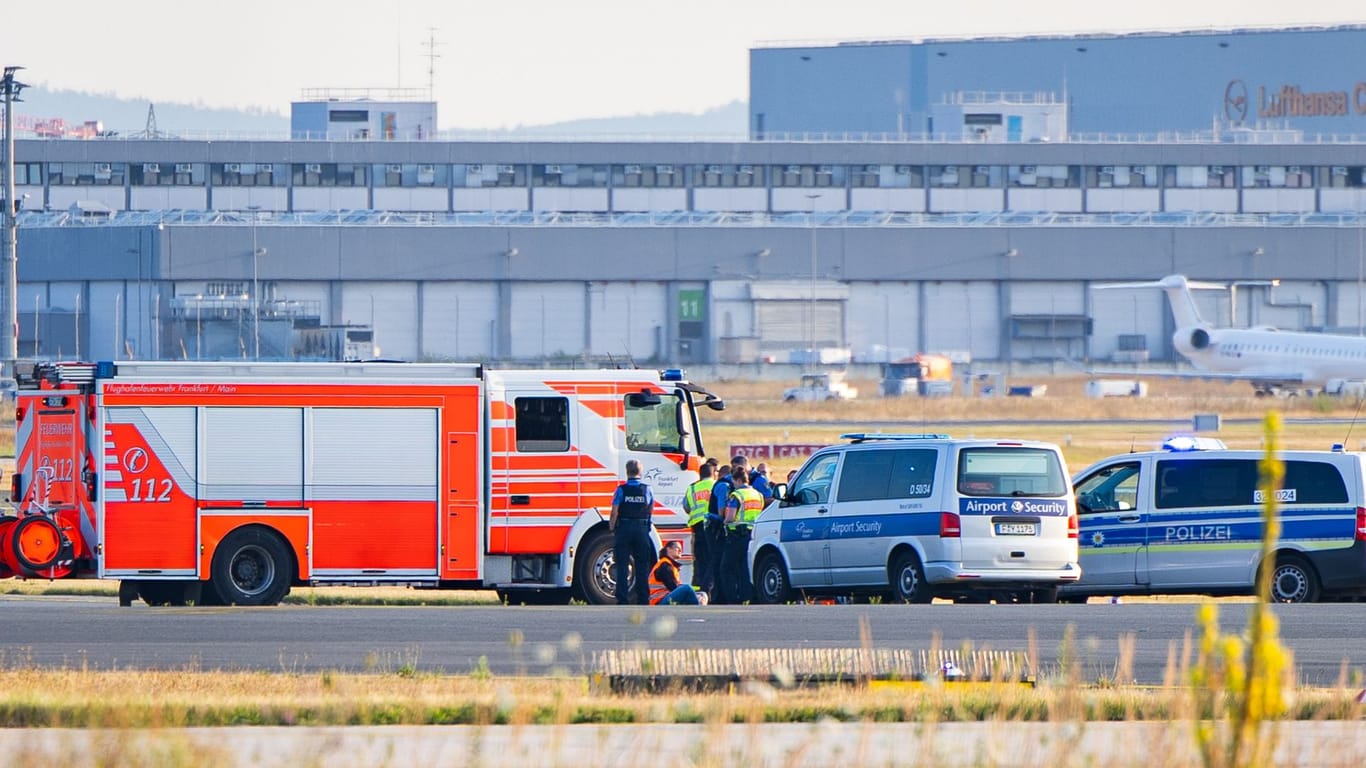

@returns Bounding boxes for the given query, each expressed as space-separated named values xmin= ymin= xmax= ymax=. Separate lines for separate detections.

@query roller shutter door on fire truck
xmin=101 ymin=405 xmax=439 ymax=576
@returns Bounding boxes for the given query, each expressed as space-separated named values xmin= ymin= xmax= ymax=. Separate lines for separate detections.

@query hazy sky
xmin=6 ymin=1 xmax=1364 ymax=129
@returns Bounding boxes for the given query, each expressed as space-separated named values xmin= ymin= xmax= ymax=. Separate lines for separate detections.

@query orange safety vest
xmin=649 ymin=556 xmax=682 ymax=605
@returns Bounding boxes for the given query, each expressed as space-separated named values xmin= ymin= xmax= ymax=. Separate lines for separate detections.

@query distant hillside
xmin=18 ymin=86 xmax=747 ymax=139
xmin=21 ymin=87 xmax=288 ymax=136
xmin=494 ymin=100 xmax=748 ymax=139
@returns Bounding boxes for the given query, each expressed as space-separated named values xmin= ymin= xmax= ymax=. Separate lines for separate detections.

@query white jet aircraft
xmin=1095 ymin=274 xmax=1366 ymax=396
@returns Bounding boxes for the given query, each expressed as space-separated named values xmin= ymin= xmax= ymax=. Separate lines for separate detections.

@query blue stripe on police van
xmin=1079 ymin=506 xmax=1358 ymax=551
xmin=959 ymin=497 xmax=1069 ymax=517
xmin=779 ymin=512 xmax=941 ymax=543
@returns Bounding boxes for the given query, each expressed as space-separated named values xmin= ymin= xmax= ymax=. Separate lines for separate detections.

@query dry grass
xmin=704 ymin=374 xmax=1364 ymax=422
xmin=0 ymin=659 xmax=1359 ymax=730
xmin=697 ymin=375 xmax=1366 ymax=473
xmin=0 ymin=579 xmax=501 ymax=606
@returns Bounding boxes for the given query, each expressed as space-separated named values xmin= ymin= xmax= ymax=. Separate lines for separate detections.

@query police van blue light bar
xmin=660 ymin=368 xmax=684 ymax=381
xmin=1161 ymin=435 xmax=1226 ymax=452
xmin=841 ymin=433 xmax=951 ymax=443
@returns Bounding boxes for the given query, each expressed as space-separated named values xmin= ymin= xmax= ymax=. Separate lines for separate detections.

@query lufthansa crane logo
xmin=122 ymin=447 xmax=149 ymax=475
xmin=1224 ymin=79 xmax=1249 ymax=122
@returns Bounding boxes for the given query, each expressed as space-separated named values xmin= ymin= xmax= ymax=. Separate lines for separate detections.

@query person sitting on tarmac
xmin=649 ymin=540 xmax=706 ymax=605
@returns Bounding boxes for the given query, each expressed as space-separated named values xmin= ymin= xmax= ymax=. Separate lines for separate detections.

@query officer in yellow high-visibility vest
xmin=720 ymin=465 xmax=765 ymax=604
xmin=683 ymin=460 xmax=717 ymax=592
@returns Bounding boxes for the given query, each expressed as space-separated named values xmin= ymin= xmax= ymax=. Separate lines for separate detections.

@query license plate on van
xmin=995 ymin=522 xmax=1037 ymax=536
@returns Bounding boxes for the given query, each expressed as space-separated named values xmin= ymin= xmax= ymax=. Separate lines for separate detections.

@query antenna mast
xmin=422 ymin=28 xmax=443 ymax=100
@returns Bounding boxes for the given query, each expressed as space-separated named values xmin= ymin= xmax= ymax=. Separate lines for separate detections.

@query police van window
xmin=957 ymin=448 xmax=1066 ymax=497
xmin=837 ymin=448 xmax=937 ymax=502
xmin=790 ymin=453 xmax=839 ymax=505
xmin=1075 ymin=461 xmax=1141 ymax=513
xmin=1156 ymin=459 xmax=1258 ymax=509
xmin=623 ymin=391 xmax=683 ymax=453
xmin=514 ymin=397 xmax=569 ymax=452
xmin=1280 ymin=460 xmax=1348 ymax=504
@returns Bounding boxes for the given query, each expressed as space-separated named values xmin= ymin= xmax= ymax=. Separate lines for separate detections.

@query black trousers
xmin=613 ymin=519 xmax=654 ymax=605
xmin=690 ymin=522 xmax=712 ymax=591
xmin=705 ymin=520 xmax=728 ymax=601
xmin=720 ymin=528 xmax=753 ymax=605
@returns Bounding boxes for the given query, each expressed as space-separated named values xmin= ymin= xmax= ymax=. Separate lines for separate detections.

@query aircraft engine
xmin=1188 ymin=327 xmax=1211 ymax=349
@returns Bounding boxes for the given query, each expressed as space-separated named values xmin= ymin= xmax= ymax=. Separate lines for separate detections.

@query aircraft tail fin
xmin=1096 ymin=275 xmax=1223 ymax=328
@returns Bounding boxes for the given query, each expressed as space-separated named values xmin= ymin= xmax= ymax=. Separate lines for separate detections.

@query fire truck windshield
xmin=624 ymin=392 xmax=685 ymax=453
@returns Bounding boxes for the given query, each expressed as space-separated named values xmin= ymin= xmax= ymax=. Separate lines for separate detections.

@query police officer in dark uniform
xmin=705 ymin=463 xmax=735 ymax=602
xmin=609 ymin=459 xmax=656 ymax=605
xmin=720 ymin=465 xmax=764 ymax=604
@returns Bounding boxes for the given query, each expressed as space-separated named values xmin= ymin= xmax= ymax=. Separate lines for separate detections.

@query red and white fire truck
xmin=1 ymin=360 xmax=722 ymax=606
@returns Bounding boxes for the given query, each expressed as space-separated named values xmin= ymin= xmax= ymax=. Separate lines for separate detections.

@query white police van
xmin=1066 ymin=437 xmax=1366 ymax=603
xmin=748 ymin=434 xmax=1081 ymax=603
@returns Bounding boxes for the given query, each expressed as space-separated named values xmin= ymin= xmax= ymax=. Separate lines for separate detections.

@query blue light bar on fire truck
xmin=660 ymin=368 xmax=684 ymax=381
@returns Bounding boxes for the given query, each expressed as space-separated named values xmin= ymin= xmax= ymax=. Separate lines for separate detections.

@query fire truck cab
xmin=3 ymin=360 xmax=722 ymax=606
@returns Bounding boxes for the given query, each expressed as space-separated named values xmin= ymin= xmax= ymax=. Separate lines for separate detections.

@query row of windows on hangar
xmin=15 ymin=162 xmax=1366 ymax=190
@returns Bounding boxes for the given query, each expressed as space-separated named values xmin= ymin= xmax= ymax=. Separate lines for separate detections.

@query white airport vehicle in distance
xmin=782 ymin=371 xmax=859 ymax=402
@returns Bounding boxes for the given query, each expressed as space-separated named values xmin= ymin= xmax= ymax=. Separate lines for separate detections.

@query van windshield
xmin=957 ymin=447 xmax=1066 ymax=497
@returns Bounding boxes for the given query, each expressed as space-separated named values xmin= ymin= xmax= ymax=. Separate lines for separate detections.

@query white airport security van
xmin=1066 ymin=437 xmax=1366 ymax=603
xmin=748 ymin=434 xmax=1081 ymax=604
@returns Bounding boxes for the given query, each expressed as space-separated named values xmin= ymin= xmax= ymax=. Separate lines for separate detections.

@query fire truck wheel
xmin=573 ymin=529 xmax=619 ymax=606
xmin=11 ymin=516 xmax=63 ymax=572
xmin=0 ymin=519 xmax=15 ymax=579
xmin=211 ymin=528 xmax=293 ymax=606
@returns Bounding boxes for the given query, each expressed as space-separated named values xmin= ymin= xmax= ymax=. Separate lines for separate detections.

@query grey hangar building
xmin=9 ymin=24 xmax=1366 ymax=371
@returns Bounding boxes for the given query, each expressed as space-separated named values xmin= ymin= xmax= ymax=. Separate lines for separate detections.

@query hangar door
xmin=752 ymin=281 xmax=848 ymax=355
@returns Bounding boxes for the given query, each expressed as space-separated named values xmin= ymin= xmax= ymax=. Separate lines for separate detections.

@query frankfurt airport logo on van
xmin=960 ymin=498 xmax=1069 ymax=516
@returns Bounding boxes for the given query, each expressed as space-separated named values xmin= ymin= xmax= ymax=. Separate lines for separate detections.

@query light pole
xmin=805 ymin=193 xmax=820 ymax=360
xmin=125 ymin=234 xmax=144 ymax=357
xmin=1358 ymin=223 xmax=1364 ymax=336
xmin=1 ymin=65 xmax=29 ymax=378
xmin=248 ymin=205 xmax=263 ymax=359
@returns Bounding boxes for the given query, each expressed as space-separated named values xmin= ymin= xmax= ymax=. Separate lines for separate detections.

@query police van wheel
xmin=753 ymin=552 xmax=792 ymax=604
xmin=1270 ymin=555 xmax=1320 ymax=603
xmin=889 ymin=550 xmax=933 ymax=604
xmin=211 ymin=528 xmax=293 ymax=606
xmin=574 ymin=530 xmax=619 ymax=606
